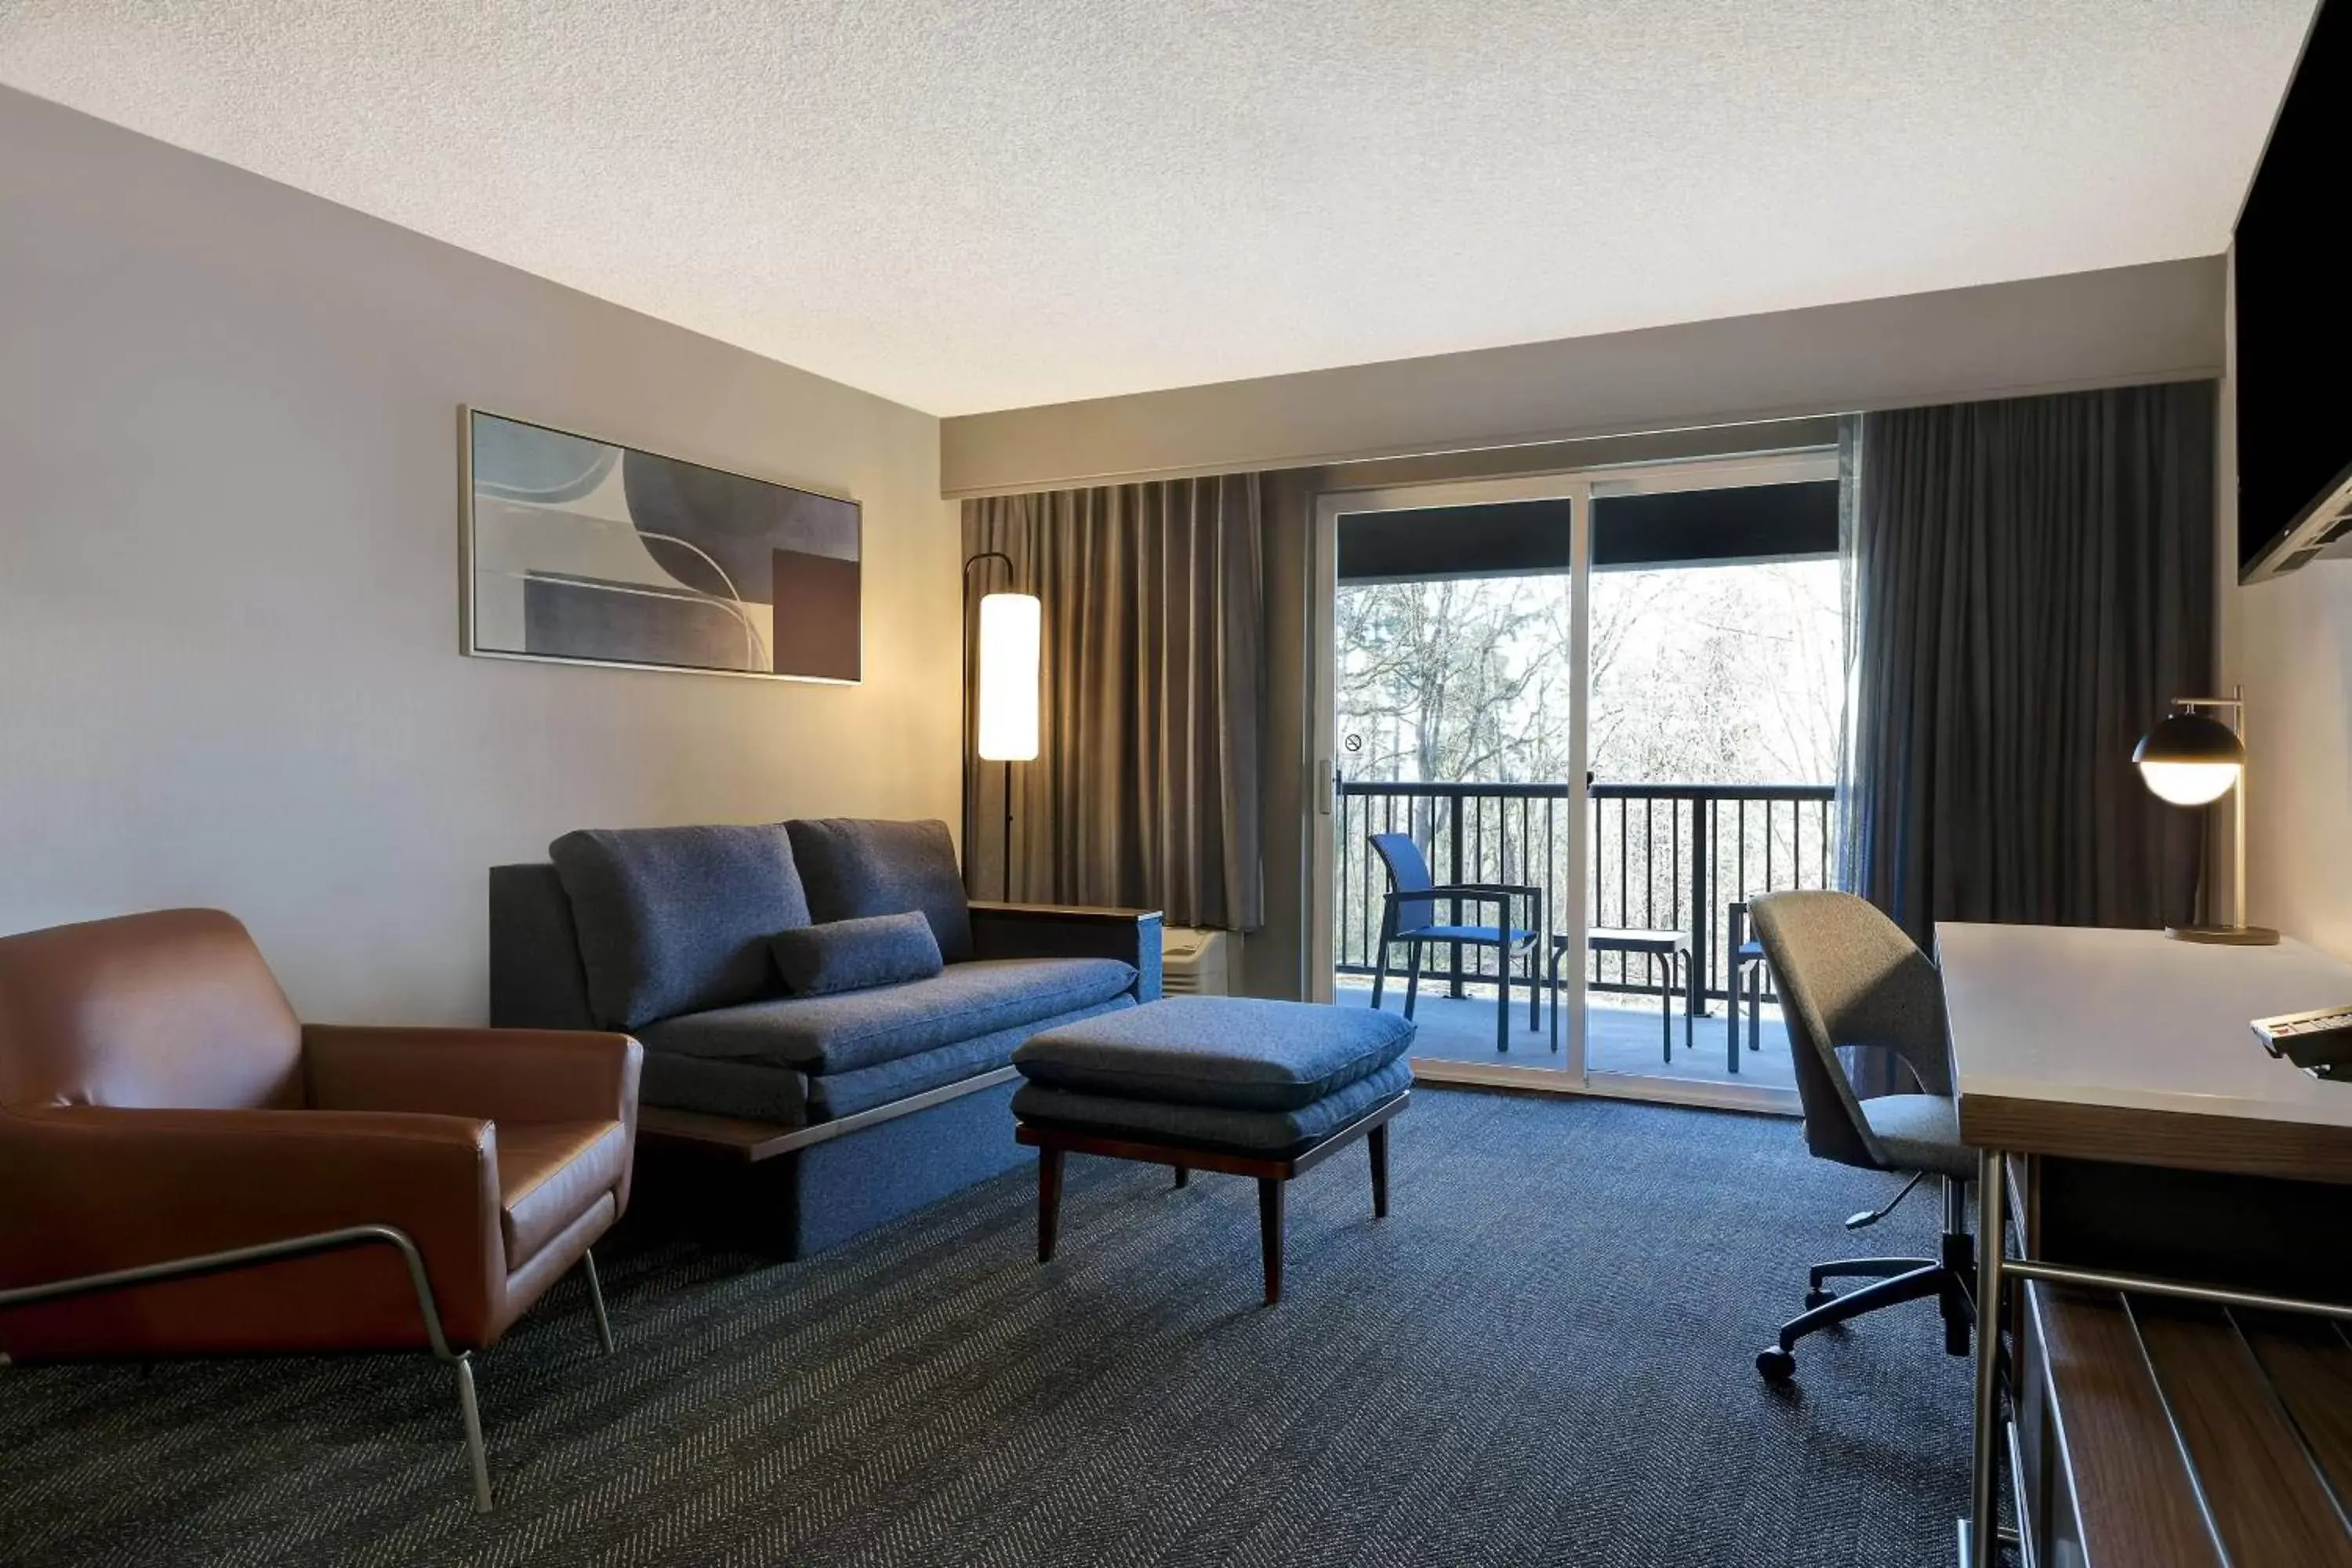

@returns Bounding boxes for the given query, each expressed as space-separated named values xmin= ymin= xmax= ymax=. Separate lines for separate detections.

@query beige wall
xmin=942 ymin=257 xmax=2225 ymax=495
xmin=0 ymin=88 xmax=962 ymax=1024
xmin=2217 ymin=249 xmax=2352 ymax=957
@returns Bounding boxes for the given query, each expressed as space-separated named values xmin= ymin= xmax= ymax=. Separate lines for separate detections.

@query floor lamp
xmin=2133 ymin=686 xmax=2278 ymax=945
xmin=963 ymin=552 xmax=1040 ymax=900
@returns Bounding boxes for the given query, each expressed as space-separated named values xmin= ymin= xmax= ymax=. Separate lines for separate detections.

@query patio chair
xmin=1367 ymin=832 xmax=1541 ymax=1053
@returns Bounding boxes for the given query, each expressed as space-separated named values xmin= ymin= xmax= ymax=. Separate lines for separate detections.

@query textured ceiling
xmin=0 ymin=2 xmax=2317 ymax=416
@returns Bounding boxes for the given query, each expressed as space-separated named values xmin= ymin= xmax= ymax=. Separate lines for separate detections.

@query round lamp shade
xmin=2133 ymin=711 xmax=2244 ymax=806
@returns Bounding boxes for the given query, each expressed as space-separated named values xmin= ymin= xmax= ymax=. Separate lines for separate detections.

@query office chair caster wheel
xmin=1755 ymin=1346 xmax=1795 ymax=1382
xmin=1805 ymin=1288 xmax=1837 ymax=1309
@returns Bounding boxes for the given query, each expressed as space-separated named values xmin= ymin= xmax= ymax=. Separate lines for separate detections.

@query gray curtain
xmin=1842 ymin=380 xmax=2216 ymax=954
xmin=963 ymin=475 xmax=1265 ymax=930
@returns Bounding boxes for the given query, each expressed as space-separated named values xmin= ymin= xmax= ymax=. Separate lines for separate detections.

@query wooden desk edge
xmin=1959 ymin=1092 xmax=2352 ymax=1185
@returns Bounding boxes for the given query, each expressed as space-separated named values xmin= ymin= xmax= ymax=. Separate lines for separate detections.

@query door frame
xmin=1309 ymin=452 xmax=1830 ymax=1115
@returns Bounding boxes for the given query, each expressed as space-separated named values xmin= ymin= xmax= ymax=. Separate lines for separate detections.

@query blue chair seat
xmin=1417 ymin=924 xmax=1534 ymax=946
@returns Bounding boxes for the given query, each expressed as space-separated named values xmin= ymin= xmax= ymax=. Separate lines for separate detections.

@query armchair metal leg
xmin=583 ymin=1248 xmax=615 ymax=1356
xmin=452 ymin=1356 xmax=492 ymax=1515
xmin=0 ymin=1221 xmax=501 ymax=1514
xmin=1403 ymin=941 xmax=1423 ymax=1019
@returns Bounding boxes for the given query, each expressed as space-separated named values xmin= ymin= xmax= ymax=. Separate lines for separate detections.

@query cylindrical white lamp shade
xmin=975 ymin=592 xmax=1041 ymax=761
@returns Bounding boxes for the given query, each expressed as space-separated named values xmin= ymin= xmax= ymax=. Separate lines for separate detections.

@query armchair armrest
xmin=0 ymin=1105 xmax=501 ymax=1342
xmin=968 ymin=902 xmax=1165 ymax=1003
xmin=303 ymin=1024 xmax=641 ymax=1127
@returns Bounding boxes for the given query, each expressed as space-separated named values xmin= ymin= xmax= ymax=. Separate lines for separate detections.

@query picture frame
xmin=460 ymin=407 xmax=862 ymax=683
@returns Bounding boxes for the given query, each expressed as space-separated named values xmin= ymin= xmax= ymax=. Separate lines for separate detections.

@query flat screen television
xmin=2236 ymin=0 xmax=2352 ymax=583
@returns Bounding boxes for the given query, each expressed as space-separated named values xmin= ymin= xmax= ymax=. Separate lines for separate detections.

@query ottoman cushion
xmin=1012 ymin=1058 xmax=1413 ymax=1156
xmin=1013 ymin=996 xmax=1415 ymax=1112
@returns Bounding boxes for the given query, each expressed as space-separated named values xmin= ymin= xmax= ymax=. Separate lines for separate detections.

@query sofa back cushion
xmin=771 ymin=913 xmax=944 ymax=997
xmin=785 ymin=818 xmax=974 ymax=963
xmin=550 ymin=823 xmax=811 ymax=1030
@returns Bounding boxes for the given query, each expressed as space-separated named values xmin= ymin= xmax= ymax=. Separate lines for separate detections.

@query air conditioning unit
xmin=1161 ymin=927 xmax=1232 ymax=995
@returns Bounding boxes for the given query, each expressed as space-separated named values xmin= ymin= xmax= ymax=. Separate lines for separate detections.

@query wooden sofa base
xmin=630 ymin=1074 xmax=1029 ymax=1259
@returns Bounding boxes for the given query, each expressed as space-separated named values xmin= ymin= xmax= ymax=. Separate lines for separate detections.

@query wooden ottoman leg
xmin=1258 ymin=1178 xmax=1286 ymax=1305
xmin=1172 ymin=1165 xmax=1189 ymax=1189
xmin=1369 ymin=1124 xmax=1390 ymax=1218
xmin=1037 ymin=1145 xmax=1065 ymax=1264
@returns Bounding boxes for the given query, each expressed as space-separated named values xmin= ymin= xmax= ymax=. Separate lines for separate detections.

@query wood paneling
xmin=2031 ymin=1285 xmax=2222 ymax=1568
xmin=2032 ymin=1282 xmax=2352 ymax=1567
xmin=2134 ymin=1303 xmax=2352 ymax=1566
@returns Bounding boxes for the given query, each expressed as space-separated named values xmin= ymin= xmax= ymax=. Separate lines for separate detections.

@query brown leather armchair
xmin=0 ymin=908 xmax=642 ymax=1512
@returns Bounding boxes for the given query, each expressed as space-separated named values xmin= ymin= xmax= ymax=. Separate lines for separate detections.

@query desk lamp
xmin=2133 ymin=689 xmax=2277 ymax=945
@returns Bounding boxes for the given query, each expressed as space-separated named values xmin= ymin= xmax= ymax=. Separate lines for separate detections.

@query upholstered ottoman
xmin=1010 ymin=996 xmax=1414 ymax=1303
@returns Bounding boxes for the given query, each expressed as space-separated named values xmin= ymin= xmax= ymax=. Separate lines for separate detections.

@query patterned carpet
xmin=0 ymin=1088 xmax=1971 ymax=1567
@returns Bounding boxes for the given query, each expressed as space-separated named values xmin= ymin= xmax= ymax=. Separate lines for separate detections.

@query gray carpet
xmin=0 ymin=1088 xmax=1970 ymax=1567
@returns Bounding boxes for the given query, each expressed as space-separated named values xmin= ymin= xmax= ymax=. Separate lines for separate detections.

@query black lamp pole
xmin=962 ymin=550 xmax=1017 ymax=901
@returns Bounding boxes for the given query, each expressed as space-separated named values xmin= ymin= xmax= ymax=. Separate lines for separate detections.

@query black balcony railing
xmin=1334 ymin=778 xmax=1838 ymax=1009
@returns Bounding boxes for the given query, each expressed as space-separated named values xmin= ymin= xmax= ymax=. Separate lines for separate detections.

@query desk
xmin=1941 ymin=924 xmax=2352 ymax=1567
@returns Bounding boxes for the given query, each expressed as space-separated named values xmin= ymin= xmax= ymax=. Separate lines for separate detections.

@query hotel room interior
xmin=5 ymin=3 xmax=2352 ymax=1564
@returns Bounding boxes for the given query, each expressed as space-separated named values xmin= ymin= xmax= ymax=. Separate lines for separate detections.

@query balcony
xmin=1331 ymin=777 xmax=1838 ymax=1087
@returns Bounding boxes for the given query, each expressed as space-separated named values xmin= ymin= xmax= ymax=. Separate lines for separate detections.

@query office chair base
xmin=1759 ymin=1239 xmax=1974 ymax=1383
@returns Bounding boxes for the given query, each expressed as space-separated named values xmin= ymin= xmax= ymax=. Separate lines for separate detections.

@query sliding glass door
xmin=1311 ymin=454 xmax=1838 ymax=1113
xmin=1311 ymin=475 xmax=1594 ymax=1083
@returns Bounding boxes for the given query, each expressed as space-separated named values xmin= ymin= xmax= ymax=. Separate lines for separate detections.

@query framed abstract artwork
xmin=463 ymin=408 xmax=862 ymax=682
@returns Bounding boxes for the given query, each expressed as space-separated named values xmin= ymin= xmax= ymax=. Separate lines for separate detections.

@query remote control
xmin=2252 ymin=1005 xmax=2352 ymax=1080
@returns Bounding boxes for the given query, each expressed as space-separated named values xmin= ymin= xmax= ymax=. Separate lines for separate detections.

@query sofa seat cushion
xmin=1013 ymin=996 xmax=1416 ymax=1112
xmin=497 ymin=1120 xmax=628 ymax=1265
xmin=549 ymin=822 xmax=811 ymax=1030
xmin=1012 ymin=1058 xmax=1414 ymax=1156
xmin=640 ymin=1054 xmax=808 ymax=1127
xmin=810 ymin=996 xmax=1135 ymax=1120
xmin=637 ymin=957 xmax=1138 ymax=1076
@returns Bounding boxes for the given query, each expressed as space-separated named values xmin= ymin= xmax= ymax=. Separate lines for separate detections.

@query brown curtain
xmin=962 ymin=475 xmax=1265 ymax=930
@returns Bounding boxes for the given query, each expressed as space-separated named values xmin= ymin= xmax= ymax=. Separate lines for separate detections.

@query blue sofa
xmin=491 ymin=818 xmax=1160 ymax=1256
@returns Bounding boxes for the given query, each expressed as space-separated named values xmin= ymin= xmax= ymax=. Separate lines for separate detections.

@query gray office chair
xmin=1745 ymin=890 xmax=1974 ymax=1382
